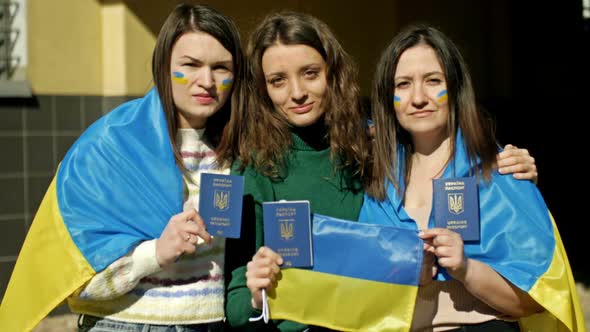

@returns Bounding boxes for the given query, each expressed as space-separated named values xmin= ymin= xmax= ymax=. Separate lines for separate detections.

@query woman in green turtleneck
xmin=222 ymin=12 xmax=368 ymax=332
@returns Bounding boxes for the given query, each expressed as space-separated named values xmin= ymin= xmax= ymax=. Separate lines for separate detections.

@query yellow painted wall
xmin=27 ymin=0 xmax=155 ymax=96
xmin=101 ymin=3 xmax=126 ymax=96
xmin=124 ymin=8 xmax=155 ymax=95
xmin=28 ymin=0 xmax=103 ymax=95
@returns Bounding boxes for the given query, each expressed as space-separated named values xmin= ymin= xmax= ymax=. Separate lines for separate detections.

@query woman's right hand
xmin=246 ymin=247 xmax=283 ymax=309
xmin=419 ymin=228 xmax=467 ymax=281
xmin=156 ymin=209 xmax=211 ymax=267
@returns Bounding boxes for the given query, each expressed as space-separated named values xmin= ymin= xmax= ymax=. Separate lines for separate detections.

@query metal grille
xmin=0 ymin=1 xmax=19 ymax=80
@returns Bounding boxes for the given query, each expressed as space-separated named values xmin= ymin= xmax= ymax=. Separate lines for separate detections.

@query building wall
xmin=28 ymin=0 xmax=104 ymax=95
xmin=28 ymin=0 xmax=155 ymax=96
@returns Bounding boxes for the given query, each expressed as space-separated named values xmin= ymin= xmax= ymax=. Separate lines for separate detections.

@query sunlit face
xmin=170 ymin=31 xmax=234 ymax=129
xmin=393 ymin=44 xmax=449 ymax=138
xmin=262 ymin=43 xmax=328 ymax=127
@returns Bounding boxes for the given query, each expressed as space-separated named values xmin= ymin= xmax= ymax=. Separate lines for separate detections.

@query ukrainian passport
xmin=433 ymin=176 xmax=480 ymax=242
xmin=198 ymin=173 xmax=244 ymax=238
xmin=263 ymin=200 xmax=313 ymax=268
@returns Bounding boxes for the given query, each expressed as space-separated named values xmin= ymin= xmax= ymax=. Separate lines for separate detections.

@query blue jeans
xmin=78 ymin=315 xmax=224 ymax=332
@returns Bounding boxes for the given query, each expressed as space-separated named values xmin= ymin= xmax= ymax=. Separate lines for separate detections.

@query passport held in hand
xmin=263 ymin=200 xmax=313 ymax=268
xmin=199 ymin=173 xmax=244 ymax=238
xmin=433 ymin=176 xmax=480 ymax=242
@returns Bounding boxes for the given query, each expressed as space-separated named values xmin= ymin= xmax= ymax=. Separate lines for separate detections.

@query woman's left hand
xmin=496 ymin=144 xmax=538 ymax=183
xmin=419 ymin=228 xmax=467 ymax=281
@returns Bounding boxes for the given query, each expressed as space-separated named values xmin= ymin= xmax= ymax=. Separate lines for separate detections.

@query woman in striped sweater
xmin=68 ymin=4 xmax=245 ymax=331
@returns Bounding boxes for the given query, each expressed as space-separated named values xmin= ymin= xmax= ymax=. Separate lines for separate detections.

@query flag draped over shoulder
xmin=267 ymin=214 xmax=423 ymax=332
xmin=0 ymin=88 xmax=183 ymax=332
xmin=360 ymin=133 xmax=585 ymax=332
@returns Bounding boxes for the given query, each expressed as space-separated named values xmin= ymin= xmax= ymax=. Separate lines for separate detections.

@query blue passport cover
xmin=433 ymin=176 xmax=480 ymax=242
xmin=198 ymin=173 xmax=244 ymax=238
xmin=263 ymin=200 xmax=313 ymax=268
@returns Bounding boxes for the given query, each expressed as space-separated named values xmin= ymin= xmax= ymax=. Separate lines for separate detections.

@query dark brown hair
xmin=152 ymin=4 xmax=244 ymax=168
xmin=230 ymin=11 xmax=368 ymax=179
xmin=367 ymin=25 xmax=497 ymax=200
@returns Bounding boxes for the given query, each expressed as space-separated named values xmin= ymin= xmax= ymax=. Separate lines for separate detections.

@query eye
xmin=427 ymin=78 xmax=442 ymax=85
xmin=304 ymin=69 xmax=319 ymax=79
xmin=268 ymin=77 xmax=285 ymax=87
xmin=182 ymin=62 xmax=197 ymax=67
xmin=213 ymin=65 xmax=232 ymax=73
xmin=395 ymin=81 xmax=410 ymax=89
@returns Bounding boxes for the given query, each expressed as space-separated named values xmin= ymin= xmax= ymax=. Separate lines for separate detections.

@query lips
xmin=410 ymin=110 xmax=435 ymax=118
xmin=289 ymin=102 xmax=314 ymax=114
xmin=193 ymin=93 xmax=215 ymax=105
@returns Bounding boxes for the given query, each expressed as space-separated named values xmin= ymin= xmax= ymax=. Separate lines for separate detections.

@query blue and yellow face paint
xmin=172 ymin=71 xmax=188 ymax=85
xmin=436 ymin=89 xmax=448 ymax=103
xmin=219 ymin=78 xmax=233 ymax=92
xmin=393 ymin=95 xmax=401 ymax=108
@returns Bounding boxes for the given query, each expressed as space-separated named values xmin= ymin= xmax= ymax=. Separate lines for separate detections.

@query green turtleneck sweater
xmin=224 ymin=127 xmax=364 ymax=332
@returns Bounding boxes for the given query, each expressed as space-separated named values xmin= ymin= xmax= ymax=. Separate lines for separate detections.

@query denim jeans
xmin=78 ymin=315 xmax=224 ymax=332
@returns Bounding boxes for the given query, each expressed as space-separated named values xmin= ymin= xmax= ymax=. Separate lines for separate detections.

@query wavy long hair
xmin=228 ymin=11 xmax=368 ymax=179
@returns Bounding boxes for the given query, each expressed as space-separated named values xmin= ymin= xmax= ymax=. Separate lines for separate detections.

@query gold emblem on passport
xmin=448 ymin=193 xmax=464 ymax=215
xmin=280 ymin=220 xmax=294 ymax=240
xmin=214 ymin=190 xmax=230 ymax=211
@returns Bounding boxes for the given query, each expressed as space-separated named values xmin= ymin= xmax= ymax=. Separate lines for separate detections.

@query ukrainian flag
xmin=0 ymin=88 xmax=184 ymax=332
xmin=360 ymin=132 xmax=586 ymax=332
xmin=267 ymin=214 xmax=423 ymax=332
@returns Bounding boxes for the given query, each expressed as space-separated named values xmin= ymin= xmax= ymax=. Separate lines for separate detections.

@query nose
xmin=197 ymin=67 xmax=214 ymax=89
xmin=290 ymin=78 xmax=308 ymax=103
xmin=411 ymin=85 xmax=428 ymax=108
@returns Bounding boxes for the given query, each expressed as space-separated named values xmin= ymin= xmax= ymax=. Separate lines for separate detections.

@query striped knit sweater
xmin=68 ymin=128 xmax=228 ymax=324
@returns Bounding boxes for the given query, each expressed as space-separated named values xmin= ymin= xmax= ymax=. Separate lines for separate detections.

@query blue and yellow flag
xmin=0 ymin=88 xmax=184 ymax=332
xmin=360 ymin=133 xmax=585 ymax=332
xmin=267 ymin=214 xmax=423 ymax=332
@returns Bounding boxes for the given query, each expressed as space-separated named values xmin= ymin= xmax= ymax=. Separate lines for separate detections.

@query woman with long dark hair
xmin=0 ymin=4 xmax=245 ymax=332
xmin=362 ymin=25 xmax=583 ymax=331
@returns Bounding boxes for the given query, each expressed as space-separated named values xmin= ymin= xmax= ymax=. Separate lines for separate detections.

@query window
xmin=0 ymin=0 xmax=30 ymax=97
